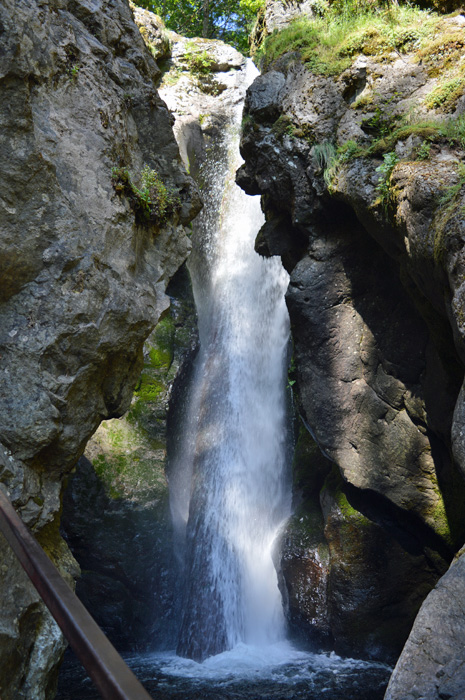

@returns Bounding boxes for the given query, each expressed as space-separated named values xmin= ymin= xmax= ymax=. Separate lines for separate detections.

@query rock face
xmin=239 ymin=0 xmax=465 ymax=670
xmin=60 ymin=263 xmax=199 ymax=651
xmin=0 ymin=0 xmax=199 ymax=697
xmin=59 ymin=5 xmax=253 ymax=669
xmin=385 ymin=548 xmax=465 ymax=700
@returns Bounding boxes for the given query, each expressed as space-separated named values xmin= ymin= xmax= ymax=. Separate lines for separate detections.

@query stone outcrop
xmin=58 ymin=3 xmax=253 ymax=671
xmin=239 ymin=0 xmax=465 ymax=671
xmin=0 ymin=0 xmax=199 ymax=697
xmin=385 ymin=547 xmax=465 ymax=700
xmin=60 ymin=263 xmax=199 ymax=651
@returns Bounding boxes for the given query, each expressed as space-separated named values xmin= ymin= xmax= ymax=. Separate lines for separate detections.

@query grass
xmin=369 ymin=114 xmax=465 ymax=155
xmin=256 ymin=2 xmax=440 ymax=75
xmin=183 ymin=41 xmax=215 ymax=74
xmin=424 ymin=73 xmax=465 ymax=112
xmin=111 ymin=164 xmax=181 ymax=226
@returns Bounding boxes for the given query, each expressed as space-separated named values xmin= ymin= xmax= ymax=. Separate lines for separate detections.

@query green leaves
xmin=133 ymin=0 xmax=264 ymax=53
xmin=375 ymin=151 xmax=399 ymax=211
xmin=111 ymin=165 xmax=181 ymax=226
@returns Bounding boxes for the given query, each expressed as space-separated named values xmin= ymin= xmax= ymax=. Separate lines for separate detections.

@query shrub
xmin=111 ymin=165 xmax=181 ymax=226
xmin=183 ymin=42 xmax=215 ymax=74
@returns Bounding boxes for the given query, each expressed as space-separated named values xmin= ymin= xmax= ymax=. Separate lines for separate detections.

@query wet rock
xmin=321 ymin=471 xmax=445 ymax=663
xmin=60 ymin=263 xmax=198 ymax=650
xmin=244 ymin=71 xmax=286 ymax=123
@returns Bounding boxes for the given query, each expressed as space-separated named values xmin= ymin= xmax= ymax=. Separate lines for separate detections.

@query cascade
xmin=168 ymin=60 xmax=292 ymax=662
xmin=55 ymin=57 xmax=393 ymax=700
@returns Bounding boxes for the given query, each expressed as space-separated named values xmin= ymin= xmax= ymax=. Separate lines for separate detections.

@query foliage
xmin=69 ymin=64 xmax=80 ymax=80
xmin=111 ymin=164 xmax=180 ymax=226
xmin=132 ymin=0 xmax=264 ymax=53
xmin=337 ymin=139 xmax=363 ymax=162
xmin=416 ymin=140 xmax=432 ymax=160
xmin=374 ymin=151 xmax=399 ymax=210
xmin=257 ymin=2 xmax=440 ymax=74
xmin=313 ymin=141 xmax=337 ymax=170
xmin=312 ymin=140 xmax=363 ymax=190
xmin=183 ymin=41 xmax=216 ymax=73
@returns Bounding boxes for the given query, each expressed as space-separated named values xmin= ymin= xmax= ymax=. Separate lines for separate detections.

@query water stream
xmin=56 ymin=60 xmax=391 ymax=700
xmin=169 ymin=59 xmax=291 ymax=663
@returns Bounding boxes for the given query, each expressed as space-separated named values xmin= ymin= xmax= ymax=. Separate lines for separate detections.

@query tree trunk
xmin=202 ymin=0 xmax=209 ymax=37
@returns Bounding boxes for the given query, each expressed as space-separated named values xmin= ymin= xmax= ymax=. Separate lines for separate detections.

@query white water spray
xmin=169 ymin=61 xmax=291 ymax=662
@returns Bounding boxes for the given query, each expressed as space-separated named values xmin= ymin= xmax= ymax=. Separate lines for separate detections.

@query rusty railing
xmin=0 ymin=487 xmax=154 ymax=700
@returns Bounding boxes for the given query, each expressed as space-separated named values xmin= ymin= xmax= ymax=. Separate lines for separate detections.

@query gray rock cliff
xmin=385 ymin=547 xmax=465 ymax=700
xmin=0 ymin=0 xmax=199 ymax=697
xmin=239 ymin=0 xmax=465 ymax=679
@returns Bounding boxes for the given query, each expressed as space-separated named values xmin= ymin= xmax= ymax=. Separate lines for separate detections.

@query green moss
xmin=414 ymin=28 xmax=465 ymax=77
xmin=285 ymin=509 xmax=327 ymax=549
xmin=431 ymin=492 xmax=453 ymax=545
xmin=134 ymin=374 xmax=165 ymax=402
xmin=271 ymin=114 xmax=296 ymax=138
xmin=425 ymin=74 xmax=465 ymax=112
xmin=367 ymin=114 xmax=465 ymax=157
xmin=351 ymin=91 xmax=374 ymax=110
xmin=433 ymin=161 xmax=465 ymax=266
xmin=151 ymin=315 xmax=175 ymax=366
xmin=183 ymin=41 xmax=215 ymax=75
xmin=321 ymin=464 xmax=368 ymax=524
xmin=92 ymin=421 xmax=167 ymax=501
xmin=160 ymin=64 xmax=183 ymax=87
xmin=257 ymin=4 xmax=440 ymax=76
xmin=36 ymin=514 xmax=78 ymax=582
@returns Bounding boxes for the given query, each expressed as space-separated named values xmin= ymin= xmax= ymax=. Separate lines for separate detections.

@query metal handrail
xmin=0 ymin=487 xmax=154 ymax=700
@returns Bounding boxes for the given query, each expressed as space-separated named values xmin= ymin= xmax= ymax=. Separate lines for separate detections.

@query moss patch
xmin=424 ymin=72 xmax=465 ymax=112
xmin=321 ymin=464 xmax=370 ymax=525
xmin=36 ymin=514 xmax=79 ymax=584
xmin=90 ymin=420 xmax=167 ymax=501
xmin=257 ymin=4 xmax=442 ymax=76
xmin=111 ymin=165 xmax=181 ymax=227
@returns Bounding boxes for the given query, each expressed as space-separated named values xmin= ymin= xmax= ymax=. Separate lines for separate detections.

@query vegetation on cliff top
xmin=256 ymin=1 xmax=461 ymax=75
xmin=132 ymin=0 xmax=263 ymax=52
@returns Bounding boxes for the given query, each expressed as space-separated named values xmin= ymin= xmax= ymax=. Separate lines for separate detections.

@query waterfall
xmin=168 ymin=61 xmax=292 ymax=663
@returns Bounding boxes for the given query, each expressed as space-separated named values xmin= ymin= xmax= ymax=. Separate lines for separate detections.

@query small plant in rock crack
xmin=312 ymin=141 xmax=338 ymax=189
xmin=68 ymin=64 xmax=80 ymax=81
xmin=416 ymin=140 xmax=431 ymax=161
xmin=183 ymin=42 xmax=215 ymax=75
xmin=111 ymin=164 xmax=181 ymax=226
xmin=375 ymin=151 xmax=399 ymax=211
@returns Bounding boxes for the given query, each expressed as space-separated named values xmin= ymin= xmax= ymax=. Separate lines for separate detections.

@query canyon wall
xmin=0 ymin=0 xmax=199 ymax=697
xmin=238 ymin=0 xmax=465 ymax=686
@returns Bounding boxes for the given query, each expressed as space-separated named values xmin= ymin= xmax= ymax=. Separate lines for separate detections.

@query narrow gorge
xmin=1 ymin=0 xmax=465 ymax=699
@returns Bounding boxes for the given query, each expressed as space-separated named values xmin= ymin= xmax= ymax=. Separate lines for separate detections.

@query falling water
xmin=168 ymin=61 xmax=292 ymax=662
xmin=56 ymin=59 xmax=392 ymax=700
